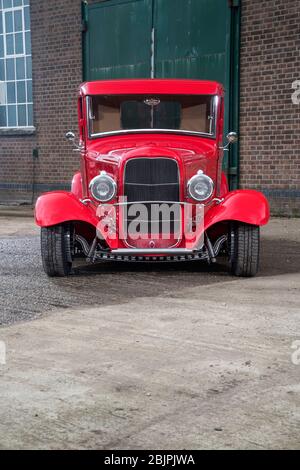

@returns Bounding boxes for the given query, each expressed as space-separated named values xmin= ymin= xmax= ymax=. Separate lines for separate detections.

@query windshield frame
xmin=86 ymin=94 xmax=219 ymax=140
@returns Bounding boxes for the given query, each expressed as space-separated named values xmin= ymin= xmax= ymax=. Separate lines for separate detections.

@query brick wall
xmin=0 ymin=0 xmax=299 ymax=215
xmin=240 ymin=0 xmax=300 ymax=216
xmin=0 ymin=0 xmax=82 ymax=203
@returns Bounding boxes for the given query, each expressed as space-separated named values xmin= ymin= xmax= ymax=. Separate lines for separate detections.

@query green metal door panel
xmin=83 ymin=0 xmax=153 ymax=80
xmin=82 ymin=0 xmax=240 ymax=188
xmin=154 ymin=0 xmax=230 ymax=82
xmin=154 ymin=0 xmax=233 ymax=176
xmin=227 ymin=2 xmax=241 ymax=190
xmin=154 ymin=56 xmax=227 ymax=83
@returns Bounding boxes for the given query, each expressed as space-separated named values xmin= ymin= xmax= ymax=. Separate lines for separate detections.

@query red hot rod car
xmin=35 ymin=79 xmax=270 ymax=277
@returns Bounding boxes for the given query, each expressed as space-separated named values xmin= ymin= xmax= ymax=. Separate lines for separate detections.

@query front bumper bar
xmin=111 ymin=248 xmax=195 ymax=255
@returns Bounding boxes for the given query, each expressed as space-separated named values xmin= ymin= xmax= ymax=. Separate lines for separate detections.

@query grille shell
xmin=123 ymin=157 xmax=181 ymax=247
xmin=124 ymin=157 xmax=180 ymax=203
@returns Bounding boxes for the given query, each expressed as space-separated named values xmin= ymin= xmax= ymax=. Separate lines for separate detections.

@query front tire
xmin=229 ymin=222 xmax=260 ymax=277
xmin=41 ymin=223 xmax=73 ymax=277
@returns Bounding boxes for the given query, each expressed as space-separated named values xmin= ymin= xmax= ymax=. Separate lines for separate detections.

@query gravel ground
xmin=0 ymin=217 xmax=299 ymax=326
xmin=0 ymin=217 xmax=299 ymax=450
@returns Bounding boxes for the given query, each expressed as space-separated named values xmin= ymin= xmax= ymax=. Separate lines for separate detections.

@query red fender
xmin=35 ymin=191 xmax=98 ymax=228
xmin=220 ymin=172 xmax=229 ymax=197
xmin=204 ymin=190 xmax=270 ymax=230
xmin=71 ymin=171 xmax=83 ymax=199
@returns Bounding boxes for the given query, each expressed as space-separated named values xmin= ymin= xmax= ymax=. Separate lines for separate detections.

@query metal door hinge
xmin=150 ymin=28 xmax=155 ymax=79
xmin=228 ymin=167 xmax=238 ymax=176
xmin=81 ymin=19 xmax=88 ymax=33
xmin=228 ymin=0 xmax=240 ymax=7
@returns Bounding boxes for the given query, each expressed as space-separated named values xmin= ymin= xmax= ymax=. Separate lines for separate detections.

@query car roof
xmin=79 ymin=79 xmax=224 ymax=96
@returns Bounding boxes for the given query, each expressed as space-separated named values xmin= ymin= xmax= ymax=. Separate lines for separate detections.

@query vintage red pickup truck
xmin=35 ymin=79 xmax=270 ymax=277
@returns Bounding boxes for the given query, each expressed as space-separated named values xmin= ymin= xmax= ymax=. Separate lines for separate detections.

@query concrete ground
xmin=0 ymin=216 xmax=299 ymax=449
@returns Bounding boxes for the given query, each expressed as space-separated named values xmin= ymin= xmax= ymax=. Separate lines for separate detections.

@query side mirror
xmin=65 ymin=131 xmax=76 ymax=142
xmin=227 ymin=132 xmax=238 ymax=144
xmin=65 ymin=131 xmax=82 ymax=151
xmin=220 ymin=132 xmax=238 ymax=151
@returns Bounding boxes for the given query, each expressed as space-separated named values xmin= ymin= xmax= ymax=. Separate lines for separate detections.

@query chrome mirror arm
xmin=219 ymin=142 xmax=230 ymax=151
xmin=72 ymin=146 xmax=84 ymax=152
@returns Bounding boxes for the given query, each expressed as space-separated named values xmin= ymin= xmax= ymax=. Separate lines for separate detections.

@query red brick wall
xmin=240 ymin=0 xmax=300 ymax=216
xmin=0 ymin=0 xmax=82 ymax=203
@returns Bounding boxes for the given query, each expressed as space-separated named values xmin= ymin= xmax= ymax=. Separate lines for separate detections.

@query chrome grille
xmin=123 ymin=157 xmax=180 ymax=236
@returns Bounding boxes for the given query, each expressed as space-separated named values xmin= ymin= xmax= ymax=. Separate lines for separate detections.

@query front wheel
xmin=229 ymin=222 xmax=260 ymax=277
xmin=41 ymin=223 xmax=73 ymax=277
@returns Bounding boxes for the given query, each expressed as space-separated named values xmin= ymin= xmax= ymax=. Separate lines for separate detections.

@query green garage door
xmin=82 ymin=0 xmax=240 ymax=188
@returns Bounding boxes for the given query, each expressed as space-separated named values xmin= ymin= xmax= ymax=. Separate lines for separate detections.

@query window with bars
xmin=0 ymin=0 xmax=33 ymax=129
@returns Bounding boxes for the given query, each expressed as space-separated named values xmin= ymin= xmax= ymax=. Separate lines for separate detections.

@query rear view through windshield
xmin=87 ymin=94 xmax=216 ymax=137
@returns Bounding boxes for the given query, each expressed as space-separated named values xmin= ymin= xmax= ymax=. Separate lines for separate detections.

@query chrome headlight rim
xmin=187 ymin=170 xmax=214 ymax=202
xmin=89 ymin=171 xmax=117 ymax=203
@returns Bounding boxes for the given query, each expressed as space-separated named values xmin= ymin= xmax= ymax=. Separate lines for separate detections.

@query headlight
xmin=187 ymin=170 xmax=214 ymax=202
xmin=89 ymin=171 xmax=117 ymax=202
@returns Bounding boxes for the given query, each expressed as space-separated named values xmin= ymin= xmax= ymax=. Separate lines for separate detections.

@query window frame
xmin=3 ymin=7 xmax=25 ymax=58
xmin=0 ymin=0 xmax=34 ymax=132
xmin=86 ymin=94 xmax=219 ymax=140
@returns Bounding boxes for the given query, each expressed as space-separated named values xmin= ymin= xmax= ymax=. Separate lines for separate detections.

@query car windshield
xmin=87 ymin=94 xmax=216 ymax=138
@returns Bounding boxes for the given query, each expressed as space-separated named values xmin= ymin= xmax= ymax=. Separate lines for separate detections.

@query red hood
xmin=84 ymin=134 xmax=219 ymax=194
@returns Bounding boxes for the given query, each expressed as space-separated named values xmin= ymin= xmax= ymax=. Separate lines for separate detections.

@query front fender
xmin=35 ymin=191 xmax=98 ymax=228
xmin=204 ymin=190 xmax=270 ymax=230
xmin=71 ymin=171 xmax=83 ymax=200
